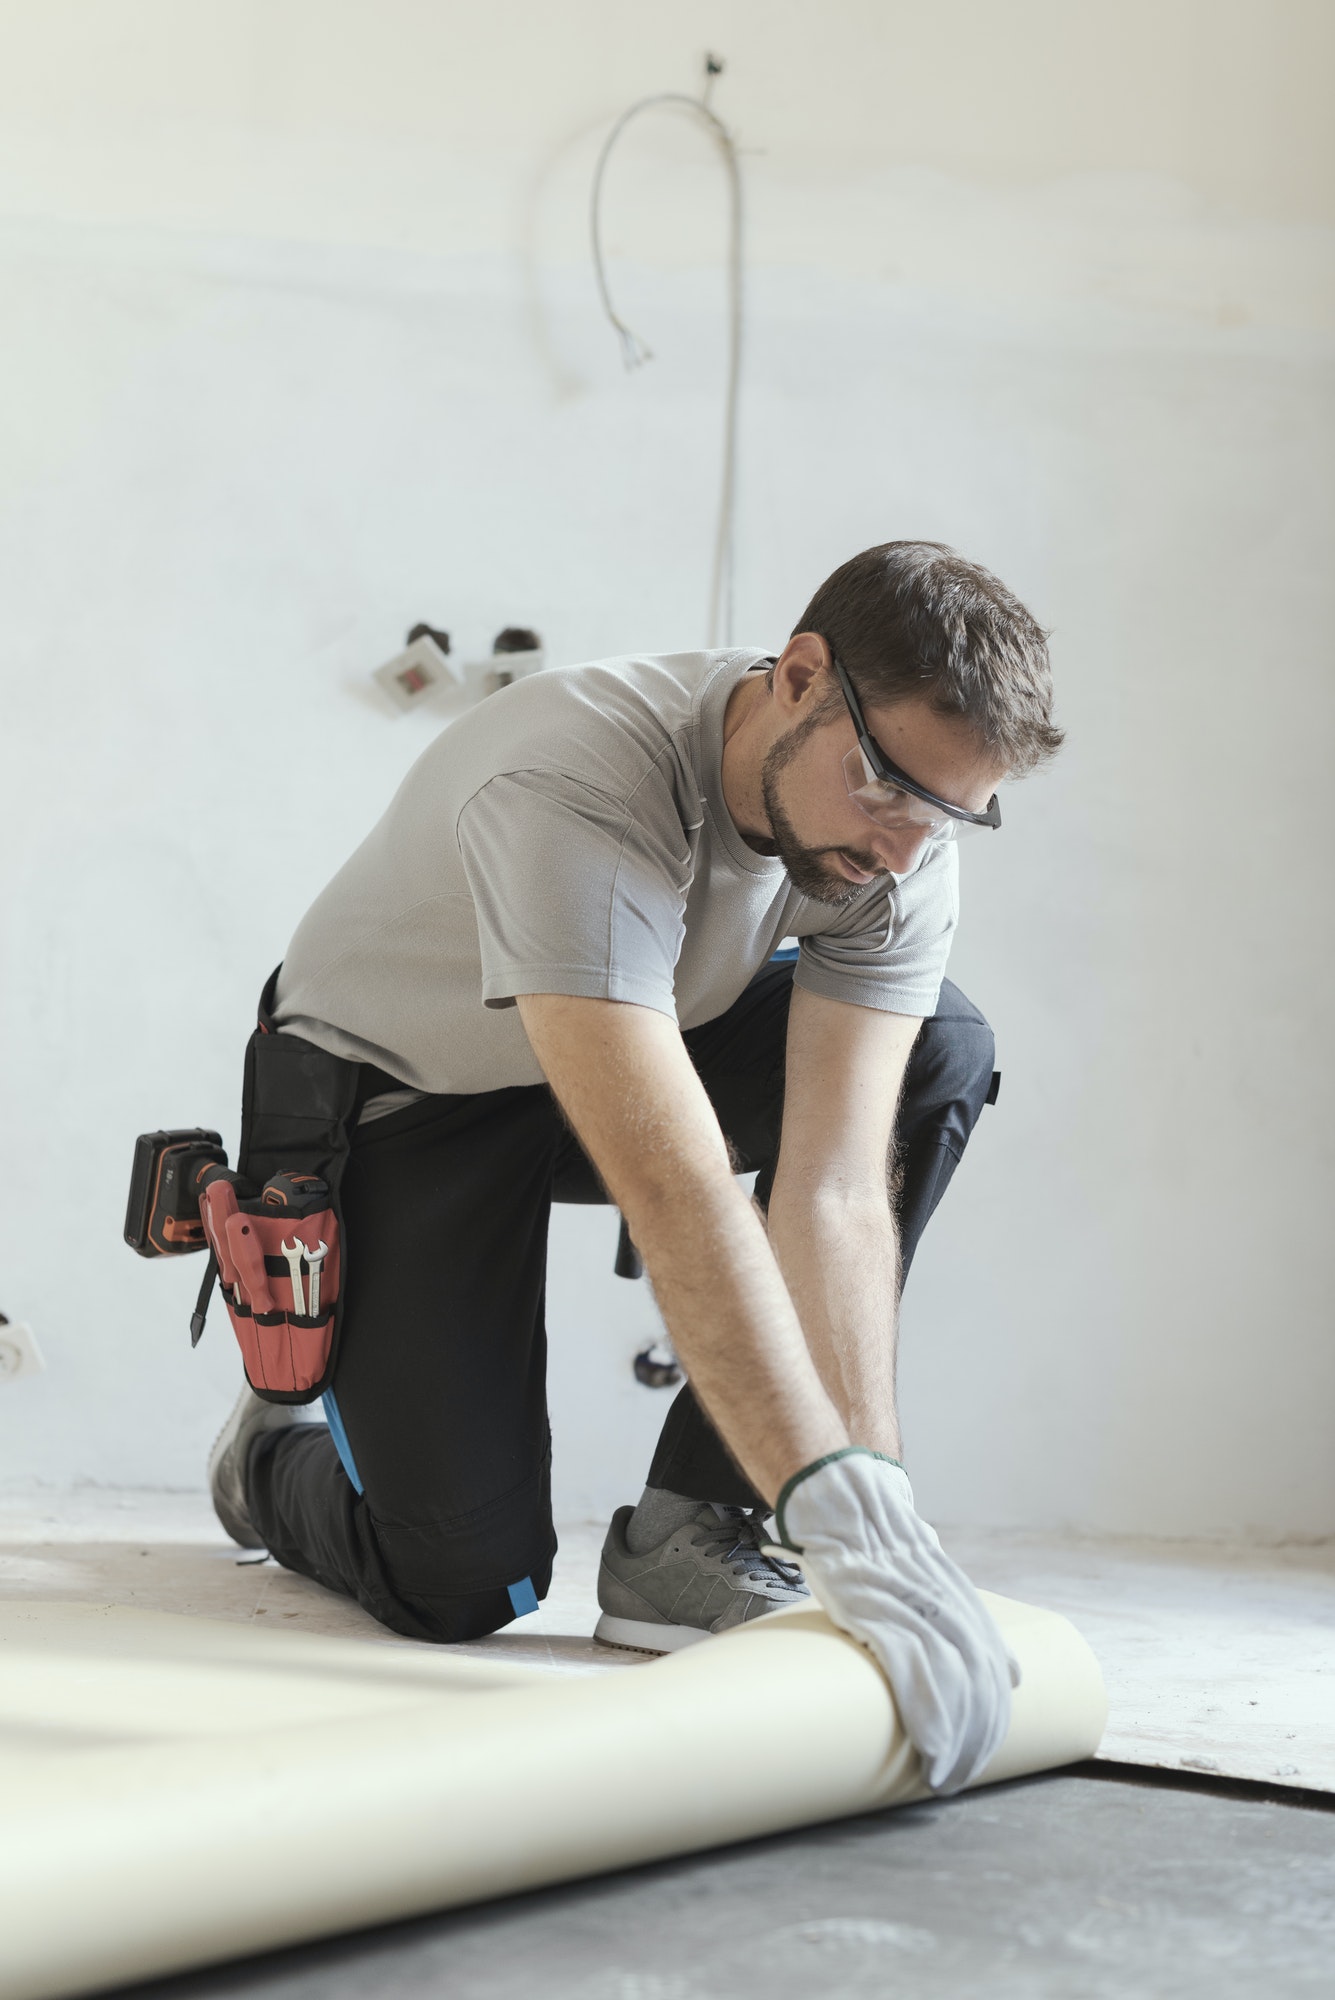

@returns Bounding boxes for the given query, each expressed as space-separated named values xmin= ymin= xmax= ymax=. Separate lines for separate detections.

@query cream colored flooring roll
xmin=0 ymin=1592 xmax=1105 ymax=2000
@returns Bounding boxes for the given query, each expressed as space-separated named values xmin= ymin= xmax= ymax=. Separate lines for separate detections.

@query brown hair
xmin=793 ymin=541 xmax=1063 ymax=774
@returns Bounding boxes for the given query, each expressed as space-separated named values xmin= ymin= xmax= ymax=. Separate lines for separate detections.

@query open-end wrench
xmin=280 ymin=1239 xmax=307 ymax=1318
xmin=304 ymin=1240 xmax=330 ymax=1318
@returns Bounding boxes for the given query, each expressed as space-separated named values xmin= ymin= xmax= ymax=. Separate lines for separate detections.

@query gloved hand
xmin=775 ymin=1446 xmax=1018 ymax=1795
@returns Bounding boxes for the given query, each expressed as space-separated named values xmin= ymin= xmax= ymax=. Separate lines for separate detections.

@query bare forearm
xmin=766 ymin=1178 xmax=902 ymax=1459
xmin=514 ymin=992 xmax=847 ymax=1507
xmin=620 ymin=1170 xmax=848 ymax=1505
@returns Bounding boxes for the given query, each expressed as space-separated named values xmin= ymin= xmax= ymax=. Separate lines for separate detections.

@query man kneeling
xmin=209 ymin=540 xmax=1061 ymax=1794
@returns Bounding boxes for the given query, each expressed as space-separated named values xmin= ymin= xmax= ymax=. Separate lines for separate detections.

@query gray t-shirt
xmin=274 ymin=648 xmax=959 ymax=1098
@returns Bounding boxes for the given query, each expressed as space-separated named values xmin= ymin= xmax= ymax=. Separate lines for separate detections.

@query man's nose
xmin=873 ymin=825 xmax=932 ymax=873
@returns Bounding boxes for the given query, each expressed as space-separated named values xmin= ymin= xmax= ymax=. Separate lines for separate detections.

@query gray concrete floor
xmin=135 ymin=1768 xmax=1334 ymax=2000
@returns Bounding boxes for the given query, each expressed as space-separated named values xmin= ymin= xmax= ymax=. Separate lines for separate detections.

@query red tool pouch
xmin=194 ymin=967 xmax=363 ymax=1405
xmin=200 ymin=1178 xmax=343 ymax=1399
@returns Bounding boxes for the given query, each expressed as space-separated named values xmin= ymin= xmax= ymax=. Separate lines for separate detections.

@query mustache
xmin=823 ymin=846 xmax=885 ymax=876
xmin=759 ymin=754 xmax=892 ymax=906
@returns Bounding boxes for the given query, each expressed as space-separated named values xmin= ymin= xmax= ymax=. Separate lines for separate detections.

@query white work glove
xmin=775 ymin=1447 xmax=1018 ymax=1795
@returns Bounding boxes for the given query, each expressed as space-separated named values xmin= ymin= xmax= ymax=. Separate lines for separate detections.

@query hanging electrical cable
xmin=590 ymin=56 xmax=743 ymax=649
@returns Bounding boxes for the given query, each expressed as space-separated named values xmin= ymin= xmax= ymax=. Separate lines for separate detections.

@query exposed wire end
xmin=614 ymin=321 xmax=654 ymax=371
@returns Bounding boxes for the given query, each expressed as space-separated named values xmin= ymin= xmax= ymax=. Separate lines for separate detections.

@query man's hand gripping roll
xmin=775 ymin=1447 xmax=1019 ymax=1795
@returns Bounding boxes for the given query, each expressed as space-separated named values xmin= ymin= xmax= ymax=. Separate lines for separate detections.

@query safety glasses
xmin=833 ymin=657 xmax=1001 ymax=841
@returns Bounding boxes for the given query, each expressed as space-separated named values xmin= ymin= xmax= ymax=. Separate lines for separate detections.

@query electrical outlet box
xmin=483 ymin=647 xmax=545 ymax=688
xmin=0 ymin=1320 xmax=45 ymax=1382
xmin=372 ymin=635 xmax=464 ymax=714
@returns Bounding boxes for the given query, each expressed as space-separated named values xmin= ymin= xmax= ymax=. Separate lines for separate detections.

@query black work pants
xmin=248 ymin=964 xmax=996 ymax=1642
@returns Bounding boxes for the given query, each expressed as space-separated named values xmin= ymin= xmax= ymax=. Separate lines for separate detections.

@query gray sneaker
xmin=594 ymin=1501 xmax=808 ymax=1653
xmin=207 ymin=1383 xmax=306 ymax=1549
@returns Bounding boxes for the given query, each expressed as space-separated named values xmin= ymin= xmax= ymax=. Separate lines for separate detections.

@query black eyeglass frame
xmin=832 ymin=656 xmax=1002 ymax=832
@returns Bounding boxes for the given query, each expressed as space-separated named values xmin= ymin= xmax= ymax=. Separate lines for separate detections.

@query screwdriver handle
xmin=224 ymin=1213 xmax=275 ymax=1314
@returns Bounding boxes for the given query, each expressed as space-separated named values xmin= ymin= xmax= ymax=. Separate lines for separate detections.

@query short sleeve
xmin=456 ymin=771 xmax=689 ymax=1015
xmin=794 ymin=840 xmax=960 ymax=1018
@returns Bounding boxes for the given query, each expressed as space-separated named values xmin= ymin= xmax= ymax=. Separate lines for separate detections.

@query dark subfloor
xmin=135 ymin=1767 xmax=1334 ymax=2000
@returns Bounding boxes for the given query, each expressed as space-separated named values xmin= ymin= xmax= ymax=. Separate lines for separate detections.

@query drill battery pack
xmin=124 ymin=1129 xmax=228 ymax=1257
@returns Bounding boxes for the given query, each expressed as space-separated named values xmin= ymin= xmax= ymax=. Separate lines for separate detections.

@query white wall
xmin=0 ymin=1 xmax=1331 ymax=1537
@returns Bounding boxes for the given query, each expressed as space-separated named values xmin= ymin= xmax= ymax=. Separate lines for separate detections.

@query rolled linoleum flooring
xmin=0 ymin=1592 xmax=1105 ymax=2000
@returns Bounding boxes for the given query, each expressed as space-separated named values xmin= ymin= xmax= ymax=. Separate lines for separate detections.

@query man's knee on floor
xmin=372 ymin=1512 xmax=555 ymax=1645
xmin=393 ymin=1573 xmax=549 ymax=1645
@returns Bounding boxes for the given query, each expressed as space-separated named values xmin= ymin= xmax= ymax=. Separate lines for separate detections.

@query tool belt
xmin=194 ymin=968 xmax=364 ymax=1405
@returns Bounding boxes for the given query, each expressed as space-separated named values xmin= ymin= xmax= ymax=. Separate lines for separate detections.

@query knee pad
xmin=366 ymin=1459 xmax=557 ymax=1643
xmin=391 ymin=1563 xmax=555 ymax=1645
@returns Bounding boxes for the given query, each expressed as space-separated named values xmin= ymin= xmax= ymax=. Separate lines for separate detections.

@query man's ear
xmin=772 ymin=632 xmax=831 ymax=717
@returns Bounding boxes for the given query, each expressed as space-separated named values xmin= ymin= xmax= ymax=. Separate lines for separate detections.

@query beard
xmin=759 ymin=727 xmax=888 ymax=906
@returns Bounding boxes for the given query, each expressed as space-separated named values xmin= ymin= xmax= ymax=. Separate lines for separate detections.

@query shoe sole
xmin=207 ymin=1387 xmax=305 ymax=1550
xmin=207 ymin=1397 xmax=266 ymax=1550
xmin=593 ymin=1612 xmax=715 ymax=1655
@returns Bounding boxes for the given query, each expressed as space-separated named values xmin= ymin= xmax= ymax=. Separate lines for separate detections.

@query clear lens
xmin=841 ymin=745 xmax=981 ymax=841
